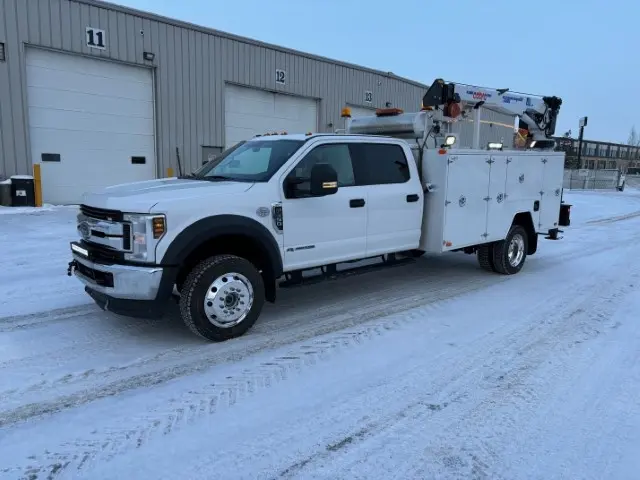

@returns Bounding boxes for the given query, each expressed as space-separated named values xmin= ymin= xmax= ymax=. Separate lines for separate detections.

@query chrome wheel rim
xmin=507 ymin=233 xmax=525 ymax=267
xmin=203 ymin=272 xmax=254 ymax=328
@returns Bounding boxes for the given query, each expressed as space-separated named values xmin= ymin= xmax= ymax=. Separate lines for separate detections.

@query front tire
xmin=492 ymin=225 xmax=528 ymax=275
xmin=179 ymin=254 xmax=265 ymax=341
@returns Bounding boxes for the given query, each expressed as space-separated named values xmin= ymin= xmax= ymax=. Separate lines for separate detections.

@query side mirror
xmin=310 ymin=163 xmax=338 ymax=196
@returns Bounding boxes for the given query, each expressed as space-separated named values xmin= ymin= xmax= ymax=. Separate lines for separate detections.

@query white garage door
xmin=25 ymin=48 xmax=156 ymax=205
xmin=224 ymin=84 xmax=318 ymax=148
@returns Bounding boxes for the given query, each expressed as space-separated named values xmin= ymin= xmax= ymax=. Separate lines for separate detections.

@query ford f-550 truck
xmin=67 ymin=78 xmax=570 ymax=341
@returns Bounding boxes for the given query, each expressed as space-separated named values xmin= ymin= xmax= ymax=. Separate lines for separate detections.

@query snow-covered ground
xmin=1 ymin=188 xmax=640 ymax=480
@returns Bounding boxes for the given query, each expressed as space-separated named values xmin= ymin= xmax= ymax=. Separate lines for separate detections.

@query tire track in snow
xmin=585 ymin=209 xmax=640 ymax=225
xmin=5 ymin=242 xmax=638 ymax=480
xmin=0 ymin=304 xmax=95 ymax=331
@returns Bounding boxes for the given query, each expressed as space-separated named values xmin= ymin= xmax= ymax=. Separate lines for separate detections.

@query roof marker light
xmin=375 ymin=107 xmax=404 ymax=117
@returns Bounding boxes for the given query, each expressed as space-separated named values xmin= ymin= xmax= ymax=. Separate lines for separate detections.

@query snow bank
xmin=0 ymin=204 xmax=77 ymax=215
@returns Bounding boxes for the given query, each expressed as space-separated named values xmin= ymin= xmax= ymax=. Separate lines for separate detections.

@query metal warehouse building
xmin=0 ymin=0 xmax=514 ymax=205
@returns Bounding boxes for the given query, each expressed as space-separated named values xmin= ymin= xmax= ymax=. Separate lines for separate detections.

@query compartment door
xmin=505 ymin=154 xmax=544 ymax=229
xmin=443 ymin=153 xmax=490 ymax=250
xmin=485 ymin=155 xmax=510 ymax=242
xmin=538 ymin=156 xmax=565 ymax=230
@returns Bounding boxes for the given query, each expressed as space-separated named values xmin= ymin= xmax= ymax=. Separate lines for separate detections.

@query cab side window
xmin=351 ymin=143 xmax=411 ymax=185
xmin=289 ymin=144 xmax=356 ymax=190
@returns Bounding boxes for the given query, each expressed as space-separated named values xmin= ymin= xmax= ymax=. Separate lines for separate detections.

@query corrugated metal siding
xmin=0 ymin=0 xmax=427 ymax=178
xmin=0 ymin=0 xmax=29 ymax=178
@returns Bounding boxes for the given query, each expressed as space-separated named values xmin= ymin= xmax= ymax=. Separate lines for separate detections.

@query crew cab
xmin=67 ymin=129 xmax=569 ymax=342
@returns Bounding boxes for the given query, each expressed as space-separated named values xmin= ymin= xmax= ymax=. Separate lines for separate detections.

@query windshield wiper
xmin=202 ymin=175 xmax=235 ymax=181
xmin=178 ymin=173 xmax=233 ymax=181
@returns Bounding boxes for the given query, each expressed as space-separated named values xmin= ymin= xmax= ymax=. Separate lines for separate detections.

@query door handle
xmin=406 ymin=194 xmax=420 ymax=203
xmin=350 ymin=198 xmax=365 ymax=208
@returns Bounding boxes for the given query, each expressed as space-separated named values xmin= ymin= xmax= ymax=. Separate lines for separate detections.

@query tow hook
xmin=545 ymin=228 xmax=564 ymax=240
xmin=67 ymin=260 xmax=78 ymax=276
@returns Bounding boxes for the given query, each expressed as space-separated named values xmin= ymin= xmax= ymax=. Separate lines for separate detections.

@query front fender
xmin=158 ymin=214 xmax=283 ymax=277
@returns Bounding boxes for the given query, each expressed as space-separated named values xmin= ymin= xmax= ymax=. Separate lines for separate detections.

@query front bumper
xmin=69 ymin=241 xmax=163 ymax=300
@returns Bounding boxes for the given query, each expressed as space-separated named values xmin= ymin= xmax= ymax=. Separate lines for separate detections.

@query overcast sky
xmin=117 ymin=0 xmax=637 ymax=144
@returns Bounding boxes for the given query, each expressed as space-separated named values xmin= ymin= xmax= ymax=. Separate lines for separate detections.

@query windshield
xmin=194 ymin=139 xmax=304 ymax=182
xmin=192 ymin=141 xmax=246 ymax=177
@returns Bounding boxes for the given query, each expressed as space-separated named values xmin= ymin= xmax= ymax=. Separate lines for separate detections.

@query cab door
xmin=351 ymin=142 xmax=423 ymax=256
xmin=280 ymin=142 xmax=368 ymax=271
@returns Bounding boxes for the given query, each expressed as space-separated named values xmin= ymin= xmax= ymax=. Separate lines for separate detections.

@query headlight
xmin=123 ymin=213 xmax=166 ymax=262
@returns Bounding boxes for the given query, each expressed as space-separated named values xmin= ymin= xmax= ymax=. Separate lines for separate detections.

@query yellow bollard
xmin=33 ymin=163 xmax=43 ymax=207
xmin=167 ymin=167 xmax=174 ymax=177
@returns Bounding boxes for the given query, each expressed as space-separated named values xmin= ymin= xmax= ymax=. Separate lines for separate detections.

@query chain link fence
xmin=625 ymin=175 xmax=640 ymax=189
xmin=563 ymin=169 xmax=623 ymax=190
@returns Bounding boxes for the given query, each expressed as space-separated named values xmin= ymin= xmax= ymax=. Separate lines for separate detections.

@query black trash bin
xmin=10 ymin=175 xmax=36 ymax=207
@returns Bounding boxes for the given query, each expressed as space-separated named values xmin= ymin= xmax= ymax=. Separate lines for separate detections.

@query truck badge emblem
xmin=458 ymin=195 xmax=466 ymax=207
xmin=77 ymin=221 xmax=91 ymax=240
xmin=497 ymin=193 xmax=504 ymax=203
xmin=519 ymin=174 xmax=525 ymax=184
xmin=256 ymin=207 xmax=270 ymax=218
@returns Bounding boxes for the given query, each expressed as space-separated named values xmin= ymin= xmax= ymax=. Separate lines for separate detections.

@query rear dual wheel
xmin=477 ymin=225 xmax=528 ymax=275
xmin=477 ymin=244 xmax=495 ymax=272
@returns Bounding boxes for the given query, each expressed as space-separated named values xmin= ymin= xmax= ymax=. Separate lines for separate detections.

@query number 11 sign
xmin=86 ymin=27 xmax=106 ymax=50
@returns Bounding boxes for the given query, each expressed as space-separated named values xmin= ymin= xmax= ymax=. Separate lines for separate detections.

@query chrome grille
xmin=77 ymin=205 xmax=131 ymax=252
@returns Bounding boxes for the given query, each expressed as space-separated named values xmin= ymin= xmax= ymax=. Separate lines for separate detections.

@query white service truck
xmin=68 ymin=78 xmax=571 ymax=341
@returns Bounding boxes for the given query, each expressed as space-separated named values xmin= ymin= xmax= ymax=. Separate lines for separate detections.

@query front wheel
xmin=179 ymin=254 xmax=265 ymax=341
xmin=491 ymin=225 xmax=528 ymax=275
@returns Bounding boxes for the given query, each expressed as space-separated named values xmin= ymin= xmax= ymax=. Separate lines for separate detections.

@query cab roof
xmin=247 ymin=132 xmax=389 ymax=142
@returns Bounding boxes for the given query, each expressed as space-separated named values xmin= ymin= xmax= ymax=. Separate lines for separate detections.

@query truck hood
xmin=81 ymin=178 xmax=255 ymax=213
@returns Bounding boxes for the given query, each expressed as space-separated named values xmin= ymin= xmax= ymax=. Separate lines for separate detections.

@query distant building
xmin=554 ymin=137 xmax=640 ymax=172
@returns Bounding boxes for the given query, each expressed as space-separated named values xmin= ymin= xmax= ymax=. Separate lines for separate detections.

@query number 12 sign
xmin=86 ymin=27 xmax=106 ymax=50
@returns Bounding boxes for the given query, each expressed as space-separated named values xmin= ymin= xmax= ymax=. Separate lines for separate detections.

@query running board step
xmin=279 ymin=256 xmax=414 ymax=289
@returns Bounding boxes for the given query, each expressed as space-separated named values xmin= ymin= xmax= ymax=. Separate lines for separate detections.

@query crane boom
xmin=421 ymin=78 xmax=562 ymax=144
xmin=344 ymin=78 xmax=562 ymax=151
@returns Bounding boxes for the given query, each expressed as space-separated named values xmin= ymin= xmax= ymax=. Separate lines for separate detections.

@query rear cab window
xmin=349 ymin=142 xmax=412 ymax=185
